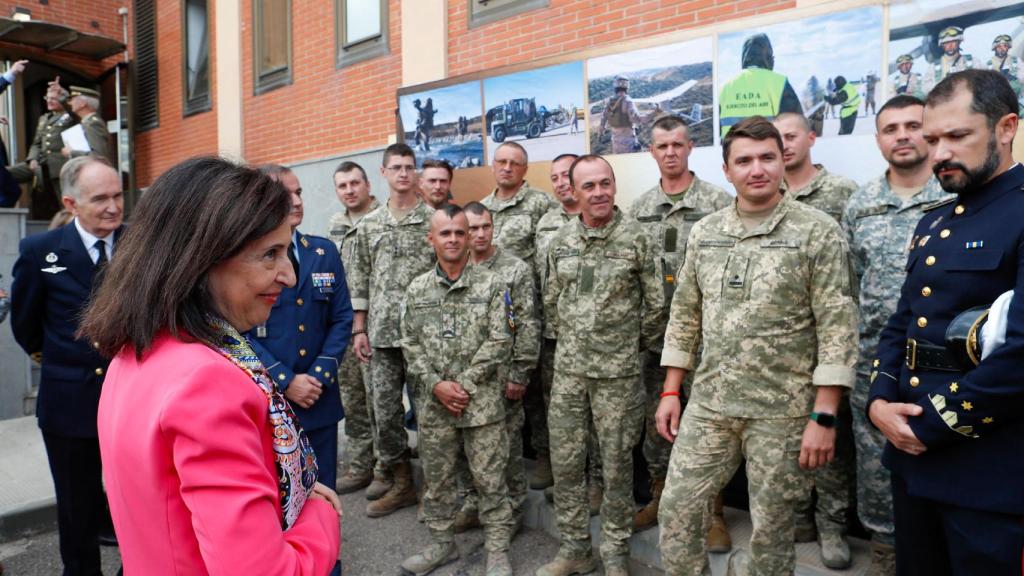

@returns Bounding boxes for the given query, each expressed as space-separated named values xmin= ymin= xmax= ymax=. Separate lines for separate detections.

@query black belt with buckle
xmin=905 ymin=338 xmax=960 ymax=372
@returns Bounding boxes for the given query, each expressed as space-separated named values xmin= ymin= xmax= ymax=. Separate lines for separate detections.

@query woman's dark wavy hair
xmin=80 ymin=156 xmax=292 ymax=359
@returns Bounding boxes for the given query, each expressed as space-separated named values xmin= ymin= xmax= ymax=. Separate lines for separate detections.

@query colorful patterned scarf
xmin=211 ymin=319 xmax=318 ymax=530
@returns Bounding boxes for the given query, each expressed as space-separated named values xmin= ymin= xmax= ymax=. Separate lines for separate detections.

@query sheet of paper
xmin=60 ymin=124 xmax=90 ymax=152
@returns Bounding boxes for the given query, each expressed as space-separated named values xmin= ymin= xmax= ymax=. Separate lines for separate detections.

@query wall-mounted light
xmin=11 ymin=7 xmax=31 ymax=22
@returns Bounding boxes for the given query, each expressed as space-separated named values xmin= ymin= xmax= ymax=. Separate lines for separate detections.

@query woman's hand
xmin=310 ymin=482 xmax=343 ymax=517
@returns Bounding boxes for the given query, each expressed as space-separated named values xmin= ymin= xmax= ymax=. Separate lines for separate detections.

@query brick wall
xmin=133 ymin=0 xmax=219 ymax=186
xmin=447 ymin=0 xmax=794 ymax=76
xmin=239 ymin=0 xmax=403 ymax=167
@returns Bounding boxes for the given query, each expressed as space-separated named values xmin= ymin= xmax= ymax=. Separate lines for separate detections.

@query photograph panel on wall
xmin=717 ymin=6 xmax=883 ymax=139
xmin=889 ymin=1 xmax=1024 ymax=109
xmin=398 ymin=80 xmax=485 ymax=169
xmin=482 ymin=61 xmax=586 ymax=163
xmin=587 ymin=37 xmax=714 ymax=155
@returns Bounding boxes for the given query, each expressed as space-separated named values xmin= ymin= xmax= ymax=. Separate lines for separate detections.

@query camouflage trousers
xmin=457 ymin=397 xmax=527 ymax=521
xmin=549 ymin=371 xmax=643 ymax=564
xmin=793 ymin=392 xmax=854 ymax=535
xmin=641 ymin=350 xmax=674 ymax=481
xmin=338 ymin=347 xmax=381 ymax=476
xmin=610 ymin=127 xmax=639 ymax=154
xmin=419 ymin=412 xmax=513 ymax=553
xmin=850 ymin=369 xmax=894 ymax=545
xmin=659 ymin=403 xmax=809 ymax=576
xmin=537 ymin=339 xmax=603 ymax=484
xmin=369 ymin=347 xmax=412 ymax=467
xmin=524 ymin=338 xmax=556 ymax=457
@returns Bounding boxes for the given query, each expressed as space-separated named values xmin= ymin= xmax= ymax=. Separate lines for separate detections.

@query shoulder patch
xmin=923 ymin=197 xmax=956 ymax=212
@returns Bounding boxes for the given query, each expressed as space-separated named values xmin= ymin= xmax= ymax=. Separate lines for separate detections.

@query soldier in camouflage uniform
xmin=987 ymin=35 xmax=1024 ymax=104
xmin=926 ymin=26 xmax=976 ymax=92
xmin=841 ymin=95 xmax=952 ymax=575
xmin=655 ymin=117 xmax=857 ymax=576
xmin=628 ymin=115 xmax=733 ymax=542
xmin=328 ymin=161 xmax=384 ymax=494
xmin=889 ymin=54 xmax=926 ymax=101
xmin=399 ymin=206 xmax=515 ymax=576
xmin=453 ymin=202 xmax=540 ymax=533
xmin=481 ymin=141 xmax=556 ymax=485
xmin=773 ymin=112 xmax=859 ymax=566
xmin=348 ymin=143 xmax=436 ymax=517
xmin=538 ymin=155 xmax=664 ymax=576
xmin=534 ymin=154 xmax=604 ymax=510
xmin=599 ymin=76 xmax=643 ymax=154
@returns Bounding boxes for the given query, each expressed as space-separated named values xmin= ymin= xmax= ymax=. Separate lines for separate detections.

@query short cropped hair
xmin=334 ymin=161 xmax=368 ymax=182
xmin=421 ymin=159 xmax=453 ymax=179
xmin=926 ymin=69 xmax=1018 ymax=129
xmin=568 ymin=154 xmax=615 ymax=188
xmin=60 ymin=155 xmax=114 ymax=200
xmin=383 ymin=143 xmax=416 ymax=166
xmin=462 ymin=201 xmax=490 ymax=217
xmin=551 ymin=153 xmax=579 ymax=165
xmin=651 ymin=114 xmax=689 ymax=134
xmin=876 ymin=94 xmax=924 ymax=127
xmin=722 ymin=116 xmax=783 ymax=164
xmin=494 ymin=141 xmax=529 ymax=164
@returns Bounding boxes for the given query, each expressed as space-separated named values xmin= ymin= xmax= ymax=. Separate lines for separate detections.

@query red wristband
xmin=660 ymin=391 xmax=681 ymax=398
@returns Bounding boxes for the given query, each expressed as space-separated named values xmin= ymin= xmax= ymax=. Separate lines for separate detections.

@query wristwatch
xmin=809 ymin=412 xmax=836 ymax=428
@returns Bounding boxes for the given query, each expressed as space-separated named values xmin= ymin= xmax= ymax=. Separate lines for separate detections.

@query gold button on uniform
xmin=910 ymin=376 xmax=920 ymax=387
xmin=297 ymin=298 xmax=304 ymax=306
xmin=925 ymin=256 xmax=936 ymax=266
xmin=950 ymin=382 xmax=959 ymax=393
xmin=298 ymin=324 xmax=305 ymax=332
xmin=278 ymin=373 xmax=286 ymax=381
xmin=299 ymin=348 xmax=307 ymax=357
xmin=939 ymin=229 xmax=950 ymax=239
xmin=324 ymin=372 xmax=331 ymax=379
xmin=873 ymin=359 xmax=880 ymax=367
xmin=95 ymin=367 xmax=104 ymax=376
xmin=917 ymin=317 xmax=928 ymax=328
xmin=314 ymin=366 xmax=322 ymax=373
xmin=922 ymin=286 xmax=932 ymax=297
xmin=954 ymin=205 xmax=965 ymax=215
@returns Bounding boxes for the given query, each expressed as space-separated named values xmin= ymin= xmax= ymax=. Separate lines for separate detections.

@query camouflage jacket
xmin=473 ymin=247 xmax=540 ymax=385
xmin=328 ymin=198 xmax=381 ymax=268
xmin=400 ymin=264 xmax=511 ymax=428
xmin=347 ymin=200 xmax=436 ymax=347
xmin=544 ymin=209 xmax=664 ymax=378
xmin=889 ymin=71 xmax=925 ymax=100
xmin=534 ymin=205 xmax=576 ymax=339
xmin=662 ymin=195 xmax=858 ymax=418
xmin=629 ymin=174 xmax=733 ymax=348
xmin=841 ymin=175 xmax=952 ymax=376
xmin=783 ymin=165 xmax=859 ymax=223
xmin=481 ymin=182 xmax=557 ymax=272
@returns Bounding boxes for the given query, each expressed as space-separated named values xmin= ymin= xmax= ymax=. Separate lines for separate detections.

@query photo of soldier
xmin=399 ymin=81 xmax=485 ymax=169
xmin=483 ymin=62 xmax=586 ymax=163
xmin=717 ymin=7 xmax=882 ymax=138
xmin=889 ymin=0 xmax=1024 ymax=105
xmin=588 ymin=38 xmax=714 ymax=154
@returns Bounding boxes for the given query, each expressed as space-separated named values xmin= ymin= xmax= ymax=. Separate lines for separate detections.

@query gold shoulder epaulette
xmin=923 ymin=197 xmax=956 ymax=212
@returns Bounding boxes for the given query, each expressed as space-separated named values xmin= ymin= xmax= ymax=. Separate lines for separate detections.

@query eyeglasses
xmin=386 ymin=165 xmax=416 ymax=174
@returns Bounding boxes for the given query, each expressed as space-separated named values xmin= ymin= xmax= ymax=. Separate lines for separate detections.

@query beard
xmin=887 ymin=145 xmax=928 ymax=170
xmin=933 ymin=134 xmax=1000 ymax=195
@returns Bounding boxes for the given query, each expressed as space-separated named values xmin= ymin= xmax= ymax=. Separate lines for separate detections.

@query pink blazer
xmin=98 ymin=334 xmax=340 ymax=575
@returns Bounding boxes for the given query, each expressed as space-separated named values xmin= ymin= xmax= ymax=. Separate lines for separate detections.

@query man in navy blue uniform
xmin=11 ymin=156 xmax=124 ymax=575
xmin=246 ymin=165 xmax=353 ymax=490
xmin=868 ymin=69 xmax=1024 ymax=574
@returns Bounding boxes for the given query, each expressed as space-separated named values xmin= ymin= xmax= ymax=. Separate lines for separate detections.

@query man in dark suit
xmin=246 ymin=165 xmax=352 ymax=491
xmin=0 ymin=59 xmax=27 ymax=207
xmin=868 ymin=69 xmax=1024 ymax=574
xmin=11 ymin=155 xmax=124 ymax=576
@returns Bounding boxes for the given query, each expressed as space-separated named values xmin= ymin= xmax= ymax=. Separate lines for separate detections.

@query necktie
xmin=94 ymin=239 xmax=108 ymax=268
xmin=288 ymin=243 xmax=300 ymax=278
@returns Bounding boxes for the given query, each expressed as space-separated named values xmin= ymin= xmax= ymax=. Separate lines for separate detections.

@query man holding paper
xmin=60 ymin=86 xmax=111 ymax=164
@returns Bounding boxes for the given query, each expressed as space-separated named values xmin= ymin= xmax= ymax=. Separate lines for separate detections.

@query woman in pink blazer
xmin=81 ymin=157 xmax=341 ymax=575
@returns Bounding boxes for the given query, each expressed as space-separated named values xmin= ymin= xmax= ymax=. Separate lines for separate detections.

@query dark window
xmin=254 ymin=0 xmax=292 ymax=94
xmin=336 ymin=0 xmax=388 ymax=68
xmin=134 ymin=0 xmax=159 ymax=131
xmin=468 ymin=0 xmax=548 ymax=28
xmin=183 ymin=0 xmax=211 ymax=115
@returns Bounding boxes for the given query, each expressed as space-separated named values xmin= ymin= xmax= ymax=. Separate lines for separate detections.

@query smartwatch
xmin=810 ymin=412 xmax=836 ymax=428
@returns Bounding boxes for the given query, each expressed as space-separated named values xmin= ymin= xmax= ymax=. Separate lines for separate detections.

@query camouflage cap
xmin=896 ymin=54 xmax=913 ymax=65
xmin=992 ymin=34 xmax=1012 ymax=49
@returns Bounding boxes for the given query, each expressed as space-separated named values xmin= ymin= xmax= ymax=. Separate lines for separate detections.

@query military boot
xmin=819 ymin=530 xmax=852 ymax=570
xmin=706 ymin=493 xmax=732 ymax=553
xmin=793 ymin=511 xmax=817 ymax=542
xmin=535 ymin=554 xmax=597 ymax=576
xmin=365 ymin=471 xmax=393 ymax=501
xmin=400 ymin=542 xmax=459 ymax=576
xmin=486 ymin=550 xmax=513 ymax=576
xmin=587 ymin=483 xmax=603 ymax=516
xmin=453 ymin=505 xmax=481 ymax=533
xmin=603 ymin=557 xmax=630 ymax=576
xmin=632 ymin=477 xmax=664 ymax=531
xmin=867 ymin=540 xmax=896 ymax=576
xmin=366 ymin=461 xmax=418 ymax=517
xmin=336 ymin=468 xmax=373 ymax=495
xmin=529 ymin=454 xmax=555 ymax=489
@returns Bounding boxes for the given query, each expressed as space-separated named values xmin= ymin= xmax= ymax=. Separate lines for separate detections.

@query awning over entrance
xmin=0 ymin=17 xmax=125 ymax=60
